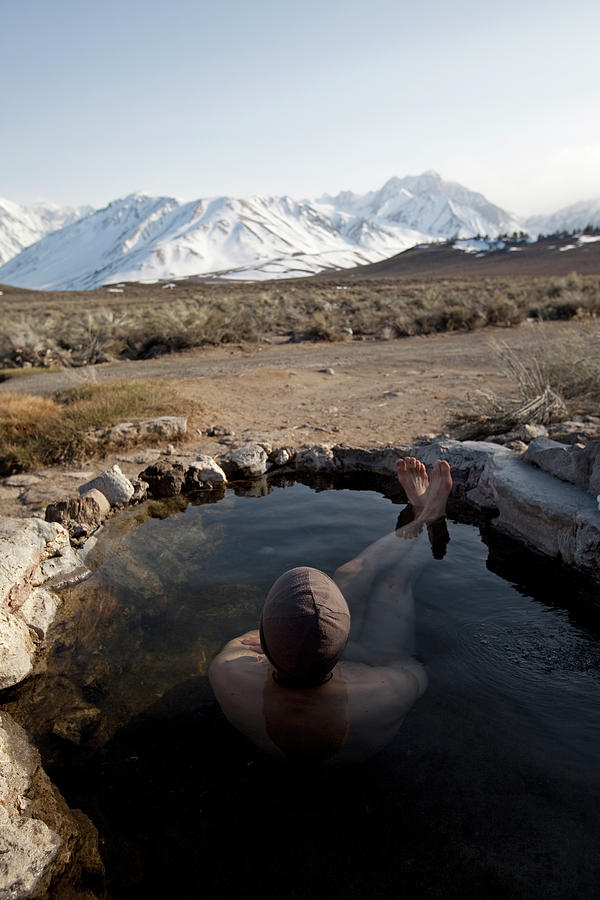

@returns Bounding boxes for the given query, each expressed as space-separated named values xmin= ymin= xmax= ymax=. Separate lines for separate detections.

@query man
xmin=209 ymin=458 xmax=452 ymax=765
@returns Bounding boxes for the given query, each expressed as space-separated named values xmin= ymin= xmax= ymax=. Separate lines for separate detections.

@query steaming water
xmin=6 ymin=482 xmax=600 ymax=899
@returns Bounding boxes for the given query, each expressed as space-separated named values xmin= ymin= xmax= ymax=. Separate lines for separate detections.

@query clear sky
xmin=2 ymin=0 xmax=599 ymax=215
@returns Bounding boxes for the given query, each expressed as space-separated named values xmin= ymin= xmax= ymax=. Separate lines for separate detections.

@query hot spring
xmin=3 ymin=478 xmax=600 ymax=899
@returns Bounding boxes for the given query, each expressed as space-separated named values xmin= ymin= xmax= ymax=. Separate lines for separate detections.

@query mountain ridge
xmin=1 ymin=173 xmax=599 ymax=289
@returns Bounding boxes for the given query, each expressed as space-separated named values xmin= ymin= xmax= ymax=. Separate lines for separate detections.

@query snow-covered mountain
xmin=0 ymin=198 xmax=93 ymax=266
xmin=0 ymin=171 xmax=592 ymax=290
xmin=320 ymin=170 xmax=521 ymax=238
xmin=526 ymin=197 xmax=600 ymax=236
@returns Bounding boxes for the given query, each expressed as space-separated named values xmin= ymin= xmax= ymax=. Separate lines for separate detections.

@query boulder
xmin=2 ymin=474 xmax=42 ymax=488
xmin=45 ymin=494 xmax=105 ymax=534
xmin=0 ymin=518 xmax=69 ymax=607
xmin=333 ymin=445 xmax=402 ymax=474
xmin=206 ymin=424 xmax=235 ymax=437
xmin=16 ymin=587 xmax=60 ymax=641
xmin=78 ymin=465 xmax=134 ymax=506
xmin=295 ymin=445 xmax=338 ymax=472
xmin=488 ymin=423 xmax=549 ymax=445
xmin=524 ymin=438 xmax=589 ymax=489
xmin=80 ymin=488 xmax=111 ymax=516
xmin=269 ymin=447 xmax=293 ymax=467
xmin=0 ymin=610 xmax=35 ymax=690
xmin=130 ymin=478 xmax=149 ymax=503
xmin=400 ymin=438 xmax=600 ymax=580
xmin=0 ymin=712 xmax=104 ymax=899
xmin=223 ymin=445 xmax=268 ymax=478
xmin=139 ymin=459 xmax=186 ymax=498
xmin=88 ymin=415 xmax=187 ymax=446
xmin=585 ymin=441 xmax=600 ymax=495
xmin=547 ymin=420 xmax=600 ymax=445
xmin=184 ymin=457 xmax=227 ymax=493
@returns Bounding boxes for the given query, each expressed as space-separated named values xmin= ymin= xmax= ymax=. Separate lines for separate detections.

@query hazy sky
xmin=2 ymin=0 xmax=599 ymax=215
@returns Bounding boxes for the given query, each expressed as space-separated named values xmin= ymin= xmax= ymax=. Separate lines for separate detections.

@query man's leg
xmin=338 ymin=459 xmax=453 ymax=663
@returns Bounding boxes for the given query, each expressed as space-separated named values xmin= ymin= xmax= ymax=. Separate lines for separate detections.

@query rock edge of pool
xmin=1 ymin=437 xmax=599 ymax=899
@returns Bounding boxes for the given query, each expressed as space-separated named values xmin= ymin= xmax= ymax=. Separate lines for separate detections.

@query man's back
xmin=209 ymin=631 xmax=426 ymax=765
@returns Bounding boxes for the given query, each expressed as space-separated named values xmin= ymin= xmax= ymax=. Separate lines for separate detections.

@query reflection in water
xmin=2 ymin=483 xmax=600 ymax=899
xmin=263 ymin=670 xmax=349 ymax=764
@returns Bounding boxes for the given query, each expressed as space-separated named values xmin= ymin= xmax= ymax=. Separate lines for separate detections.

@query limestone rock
xmin=0 ymin=806 xmax=61 ymax=900
xmin=78 ymin=465 xmax=134 ymax=506
xmin=206 ymin=424 xmax=234 ymax=437
xmin=223 ymin=444 xmax=268 ymax=478
xmin=585 ymin=441 xmax=600 ymax=495
xmin=38 ymin=545 xmax=88 ymax=587
xmin=403 ymin=438 xmax=600 ymax=579
xmin=45 ymin=494 xmax=105 ymax=534
xmin=16 ymin=587 xmax=60 ymax=641
xmin=269 ymin=447 xmax=293 ymax=467
xmin=139 ymin=459 xmax=186 ymax=498
xmin=80 ymin=487 xmax=111 ymax=516
xmin=333 ymin=445 xmax=402 ymax=474
xmin=524 ymin=438 xmax=589 ymax=488
xmin=191 ymin=456 xmax=227 ymax=484
xmin=548 ymin=420 xmax=600 ymax=445
xmin=130 ymin=478 xmax=149 ymax=503
xmin=489 ymin=423 xmax=549 ymax=445
xmin=88 ymin=415 xmax=187 ymax=445
xmin=0 ymin=518 xmax=69 ymax=607
xmin=184 ymin=457 xmax=227 ymax=493
xmin=0 ymin=610 xmax=35 ymax=690
xmin=2 ymin=474 xmax=42 ymax=488
xmin=0 ymin=711 xmax=104 ymax=899
xmin=295 ymin=445 xmax=337 ymax=472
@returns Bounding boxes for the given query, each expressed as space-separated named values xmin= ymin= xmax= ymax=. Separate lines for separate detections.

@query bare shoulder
xmin=209 ymin=630 xmax=269 ymax=693
xmin=339 ymin=659 xmax=427 ymax=699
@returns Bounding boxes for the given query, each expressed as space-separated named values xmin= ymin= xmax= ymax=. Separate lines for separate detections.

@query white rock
xmin=226 ymin=445 xmax=268 ymax=478
xmin=271 ymin=448 xmax=292 ymax=467
xmin=78 ymin=464 xmax=134 ymax=506
xmin=0 ymin=610 xmax=34 ymax=690
xmin=295 ymin=445 xmax=337 ymax=472
xmin=523 ymin=438 xmax=588 ymax=488
xmin=0 ymin=518 xmax=69 ymax=606
xmin=2 ymin=474 xmax=41 ymax=488
xmin=0 ymin=713 xmax=63 ymax=899
xmin=80 ymin=488 xmax=111 ymax=516
xmin=16 ymin=588 xmax=60 ymax=640
xmin=190 ymin=456 xmax=227 ymax=484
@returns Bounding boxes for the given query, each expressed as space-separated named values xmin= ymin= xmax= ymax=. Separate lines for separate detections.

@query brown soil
xmin=0 ymin=319 xmax=578 ymax=518
xmin=322 ymin=234 xmax=600 ymax=279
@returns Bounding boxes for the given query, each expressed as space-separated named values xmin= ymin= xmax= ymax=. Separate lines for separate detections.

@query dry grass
xmin=1 ymin=274 xmax=599 ymax=369
xmin=447 ymin=324 xmax=600 ymax=439
xmin=0 ymin=379 xmax=190 ymax=475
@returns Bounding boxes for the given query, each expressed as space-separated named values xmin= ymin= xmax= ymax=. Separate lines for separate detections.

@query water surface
xmin=5 ymin=482 xmax=600 ymax=899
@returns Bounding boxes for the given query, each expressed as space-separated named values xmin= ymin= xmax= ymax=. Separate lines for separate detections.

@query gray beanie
xmin=260 ymin=566 xmax=350 ymax=688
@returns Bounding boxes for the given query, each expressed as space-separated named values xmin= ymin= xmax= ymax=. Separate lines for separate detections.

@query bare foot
xmin=419 ymin=459 xmax=452 ymax=521
xmin=396 ymin=457 xmax=429 ymax=508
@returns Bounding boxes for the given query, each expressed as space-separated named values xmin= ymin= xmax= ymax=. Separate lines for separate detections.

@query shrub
xmin=0 ymin=379 xmax=192 ymax=475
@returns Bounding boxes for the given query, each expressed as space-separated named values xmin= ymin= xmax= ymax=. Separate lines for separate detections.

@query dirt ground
xmin=0 ymin=318 xmax=578 ymax=517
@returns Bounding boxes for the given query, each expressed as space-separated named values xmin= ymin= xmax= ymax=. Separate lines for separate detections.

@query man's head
xmin=260 ymin=566 xmax=350 ymax=688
